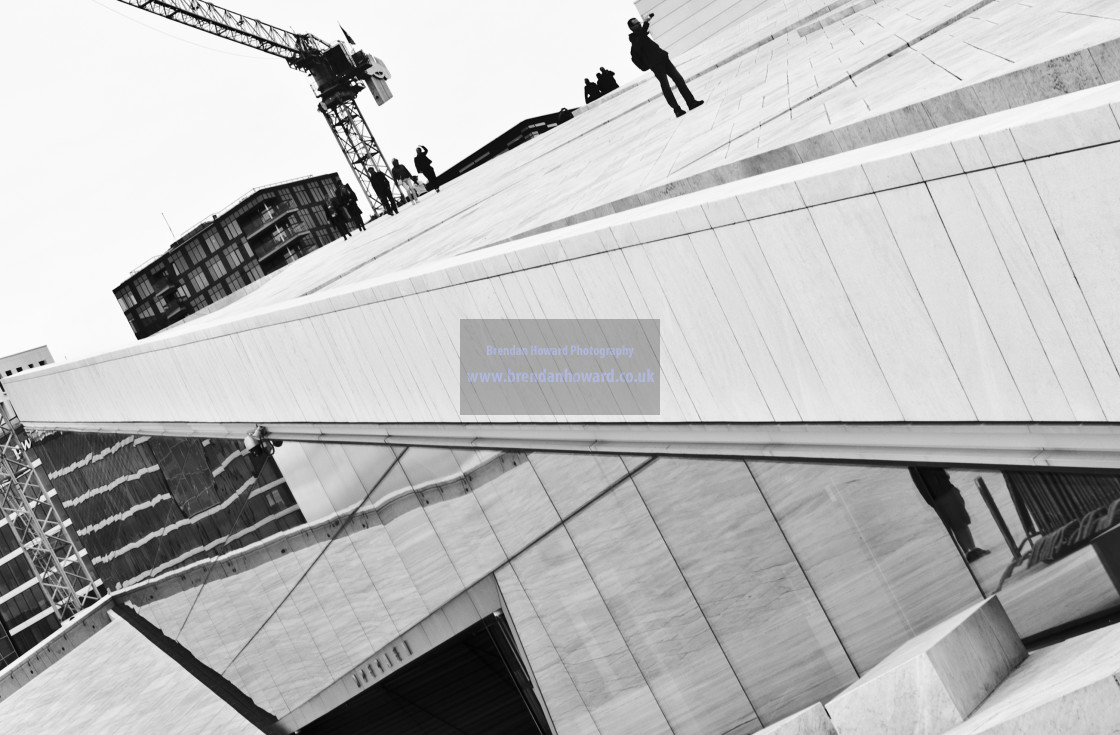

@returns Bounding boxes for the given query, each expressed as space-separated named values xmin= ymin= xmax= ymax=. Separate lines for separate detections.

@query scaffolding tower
xmin=0 ymin=405 xmax=100 ymax=622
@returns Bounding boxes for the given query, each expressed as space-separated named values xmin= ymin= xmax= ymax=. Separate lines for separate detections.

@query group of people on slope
xmin=585 ymin=15 xmax=705 ymax=118
xmin=339 ymin=14 xmax=701 ymax=230
xmin=583 ymin=66 xmax=619 ymax=103
xmin=366 ymin=145 xmax=440 ymax=217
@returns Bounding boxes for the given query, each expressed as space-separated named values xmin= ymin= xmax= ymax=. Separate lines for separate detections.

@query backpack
xmin=630 ymin=41 xmax=649 ymax=71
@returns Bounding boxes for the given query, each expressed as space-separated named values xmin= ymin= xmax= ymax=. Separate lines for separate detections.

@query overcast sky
xmin=1 ymin=0 xmax=640 ymax=362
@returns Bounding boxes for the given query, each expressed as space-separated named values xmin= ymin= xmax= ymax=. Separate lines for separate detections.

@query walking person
xmin=367 ymin=167 xmax=399 ymax=216
xmin=391 ymin=158 xmax=420 ymax=203
xmin=326 ymin=190 xmax=350 ymax=239
xmin=627 ymin=13 xmax=703 ymax=117
xmin=596 ymin=66 xmax=619 ymax=94
xmin=340 ymin=183 xmax=366 ymax=231
xmin=584 ymin=77 xmax=601 ymax=104
xmin=909 ymin=467 xmax=990 ymax=564
xmin=414 ymin=145 xmax=439 ymax=192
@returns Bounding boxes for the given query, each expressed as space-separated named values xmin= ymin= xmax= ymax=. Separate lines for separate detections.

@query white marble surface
xmin=757 ymin=703 xmax=839 ymax=735
xmin=826 ymin=597 xmax=1026 ymax=735
xmin=512 ymin=528 xmax=673 ymax=735
xmin=0 ymin=615 xmax=263 ymax=734
xmin=749 ymin=460 xmax=982 ymax=673
xmin=633 ymin=458 xmax=857 ymax=725
xmin=11 ymin=0 xmax=1120 ymax=429
xmin=567 ymin=480 xmax=759 ymax=734
xmin=944 ymin=620 xmax=1120 ymax=735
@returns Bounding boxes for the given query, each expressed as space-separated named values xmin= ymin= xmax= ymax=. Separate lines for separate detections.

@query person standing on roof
xmin=596 ymin=66 xmax=619 ymax=94
xmin=627 ymin=13 xmax=703 ymax=118
xmin=414 ymin=146 xmax=439 ymax=193
xmin=340 ymin=183 xmax=366 ymax=232
xmin=391 ymin=158 xmax=421 ymax=203
xmin=327 ymin=188 xmax=351 ymax=239
xmin=584 ymin=78 xmax=601 ymax=104
xmin=367 ymin=167 xmax=399 ymax=216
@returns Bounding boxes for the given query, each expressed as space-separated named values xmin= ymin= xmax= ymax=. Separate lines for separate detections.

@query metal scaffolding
xmin=0 ymin=406 xmax=99 ymax=621
xmin=321 ymin=95 xmax=402 ymax=215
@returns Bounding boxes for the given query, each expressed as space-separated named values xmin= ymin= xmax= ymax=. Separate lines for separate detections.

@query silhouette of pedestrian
xmin=340 ymin=183 xmax=365 ymax=231
xmin=367 ymin=168 xmax=398 ymax=216
xmin=596 ymin=66 xmax=619 ymax=94
xmin=391 ymin=158 xmax=421 ymax=203
xmin=326 ymin=189 xmax=350 ymax=239
xmin=584 ymin=78 xmax=601 ymax=104
xmin=627 ymin=14 xmax=703 ymax=117
xmin=414 ymin=146 xmax=439 ymax=193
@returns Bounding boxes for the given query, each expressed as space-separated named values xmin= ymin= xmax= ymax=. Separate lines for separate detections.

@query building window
xmin=309 ymin=183 xmax=325 ymax=202
xmin=312 ymin=205 xmax=328 ymax=227
xmin=227 ymin=271 xmax=246 ymax=293
xmin=207 ymin=283 xmax=228 ymax=302
xmin=186 ymin=240 xmax=206 ymax=264
xmin=134 ymin=276 xmax=154 ymax=299
xmin=204 ymin=230 xmax=222 ymax=253
xmin=38 ymin=361 xmax=46 ymax=367
xmin=189 ymin=268 xmax=208 ymax=292
xmin=190 ymin=294 xmax=206 ymax=312
xmin=226 ymin=246 xmax=245 ymax=269
xmin=294 ymin=186 xmax=311 ymax=206
xmin=170 ymin=252 xmax=188 ymax=276
xmin=116 ymin=288 xmax=137 ymax=310
xmin=245 ymin=262 xmax=264 ymax=282
xmin=206 ymin=255 xmax=227 ymax=281
xmin=222 ymin=219 xmax=242 ymax=241
xmin=137 ymin=304 xmax=155 ymax=320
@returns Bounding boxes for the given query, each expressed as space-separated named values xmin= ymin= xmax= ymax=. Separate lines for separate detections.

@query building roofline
xmin=118 ymin=172 xmax=340 ymax=285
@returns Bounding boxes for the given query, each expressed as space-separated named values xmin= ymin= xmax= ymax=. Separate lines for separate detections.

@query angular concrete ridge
xmin=758 ymin=703 xmax=838 ymax=734
xmin=945 ymin=623 xmax=1120 ymax=735
xmin=826 ymin=597 xmax=1026 ymax=735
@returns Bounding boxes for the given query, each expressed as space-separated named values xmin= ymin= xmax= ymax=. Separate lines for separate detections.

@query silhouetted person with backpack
xmin=584 ymin=78 xmax=601 ymax=104
xmin=628 ymin=13 xmax=703 ymax=118
xmin=597 ymin=66 xmax=619 ymax=94
xmin=414 ymin=145 xmax=439 ymax=192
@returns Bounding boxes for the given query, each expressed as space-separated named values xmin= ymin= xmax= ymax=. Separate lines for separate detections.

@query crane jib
xmin=124 ymin=0 xmax=329 ymax=60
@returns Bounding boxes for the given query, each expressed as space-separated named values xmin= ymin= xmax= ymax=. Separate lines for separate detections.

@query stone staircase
xmin=760 ymin=596 xmax=1120 ymax=734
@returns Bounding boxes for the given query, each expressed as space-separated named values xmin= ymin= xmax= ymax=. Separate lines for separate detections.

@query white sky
xmin=1 ymin=0 xmax=641 ymax=362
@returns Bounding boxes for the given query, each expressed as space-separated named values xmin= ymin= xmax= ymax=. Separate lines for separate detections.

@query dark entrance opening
xmin=299 ymin=613 xmax=551 ymax=734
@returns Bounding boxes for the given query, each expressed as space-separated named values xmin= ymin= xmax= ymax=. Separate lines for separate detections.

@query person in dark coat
xmin=584 ymin=78 xmax=601 ymax=104
xmin=596 ymin=66 xmax=619 ymax=94
xmin=909 ymin=467 xmax=990 ymax=563
xmin=340 ymin=183 xmax=366 ymax=231
xmin=414 ymin=145 xmax=439 ymax=192
xmin=628 ymin=14 xmax=703 ymax=117
xmin=326 ymin=190 xmax=350 ymax=239
xmin=367 ymin=168 xmax=398 ymax=216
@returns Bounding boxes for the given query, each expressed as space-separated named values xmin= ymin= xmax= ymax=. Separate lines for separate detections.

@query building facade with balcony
xmin=113 ymin=173 xmax=350 ymax=340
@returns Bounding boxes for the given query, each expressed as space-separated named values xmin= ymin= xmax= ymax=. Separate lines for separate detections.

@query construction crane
xmin=115 ymin=0 xmax=401 ymax=215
